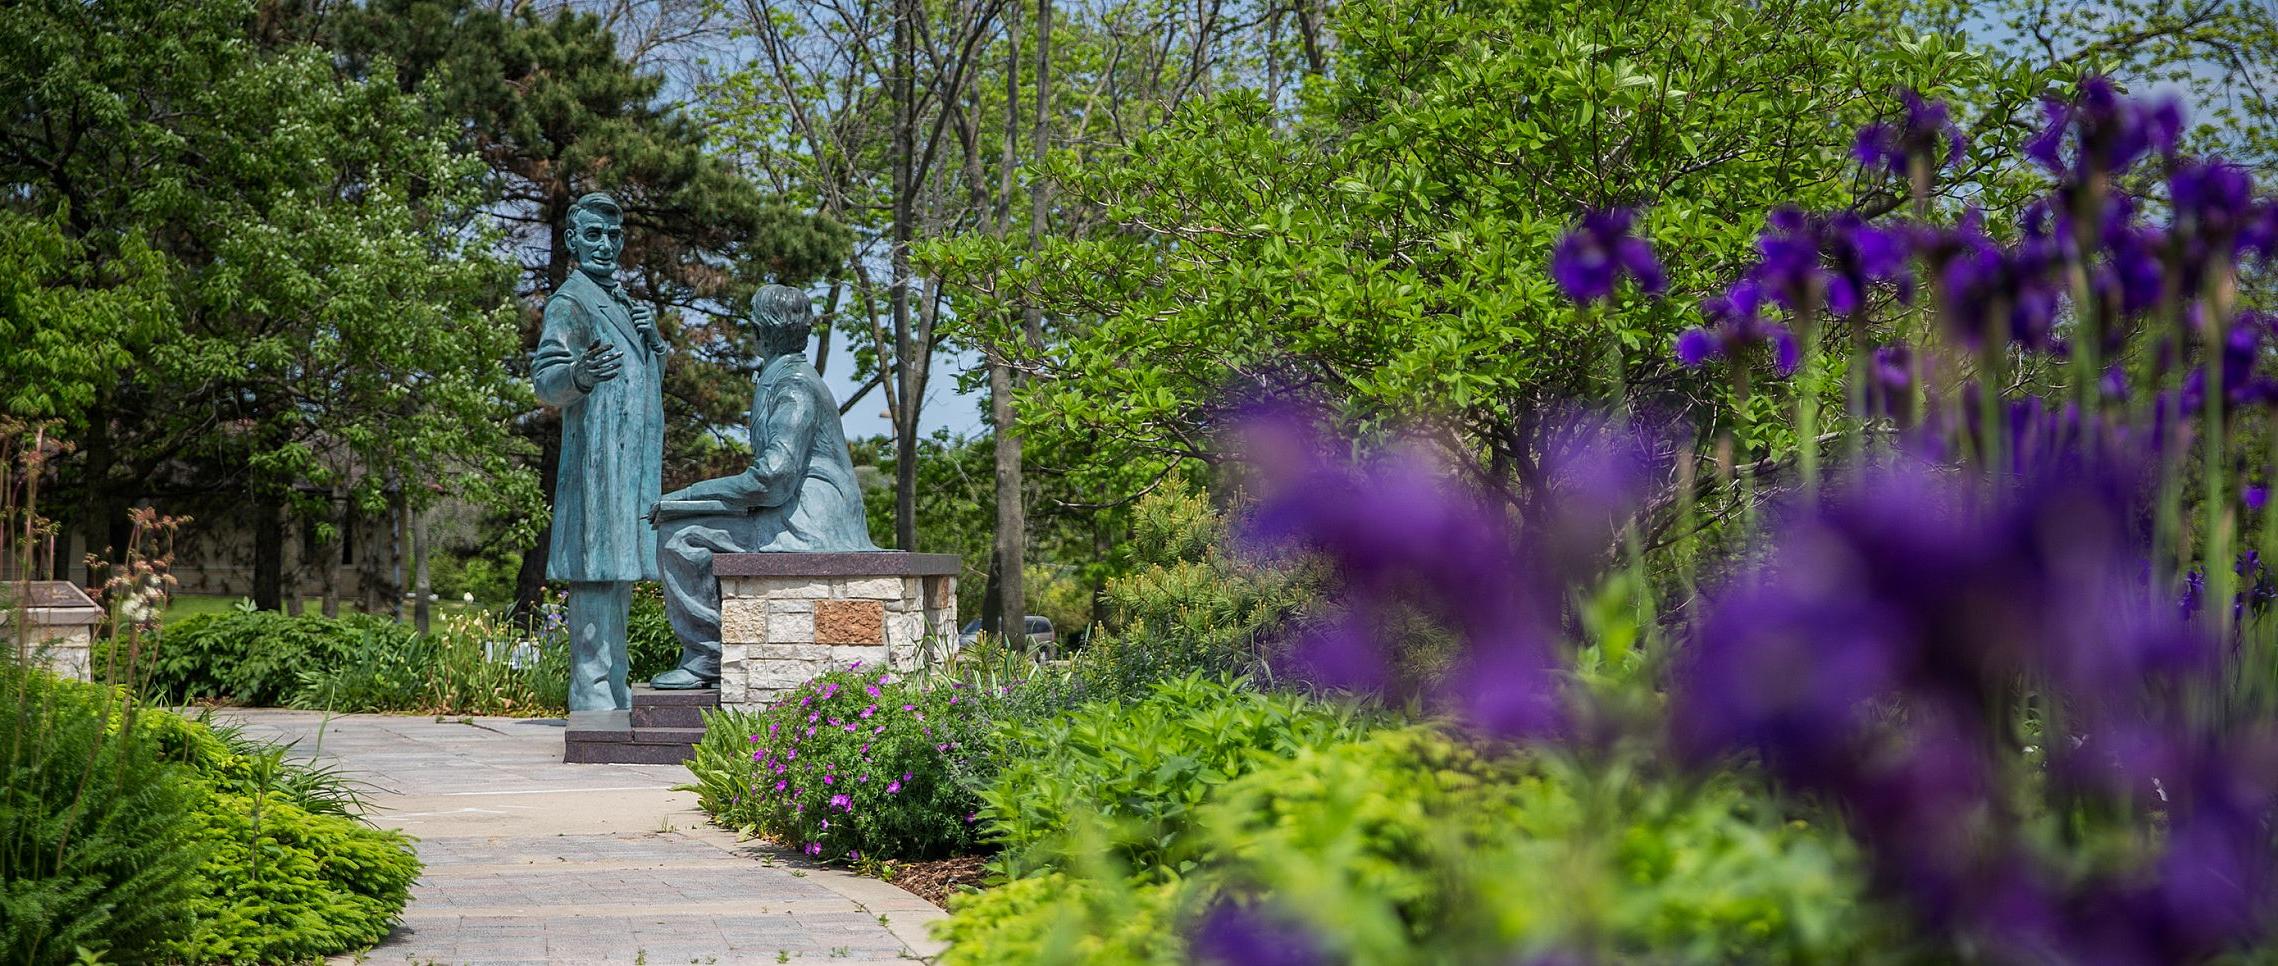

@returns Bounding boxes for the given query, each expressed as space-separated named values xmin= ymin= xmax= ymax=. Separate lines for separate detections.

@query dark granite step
xmin=629 ymin=684 xmax=718 ymax=730
xmin=563 ymin=709 xmax=704 ymax=765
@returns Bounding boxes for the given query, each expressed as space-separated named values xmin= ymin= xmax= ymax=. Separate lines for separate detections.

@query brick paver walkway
xmin=217 ymin=710 xmax=943 ymax=965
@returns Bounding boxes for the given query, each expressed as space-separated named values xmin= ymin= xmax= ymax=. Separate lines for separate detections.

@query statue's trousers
xmin=567 ymin=580 xmax=633 ymax=711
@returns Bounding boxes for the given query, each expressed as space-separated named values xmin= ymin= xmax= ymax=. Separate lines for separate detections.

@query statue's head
xmin=565 ymin=192 xmax=625 ymax=279
xmin=750 ymin=284 xmax=814 ymax=358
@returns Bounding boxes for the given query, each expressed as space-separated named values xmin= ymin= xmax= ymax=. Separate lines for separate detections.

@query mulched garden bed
xmin=886 ymin=854 xmax=990 ymax=909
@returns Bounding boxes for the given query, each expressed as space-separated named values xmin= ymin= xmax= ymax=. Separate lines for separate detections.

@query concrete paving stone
xmin=213 ymin=710 xmax=944 ymax=965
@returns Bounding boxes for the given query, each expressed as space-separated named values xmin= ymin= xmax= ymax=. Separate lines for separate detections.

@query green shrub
xmin=167 ymin=786 xmax=419 ymax=963
xmin=2 ymin=659 xmax=422 ymax=963
xmin=148 ymin=610 xmax=416 ymax=706
xmin=291 ymin=609 xmax=567 ymax=716
xmin=131 ymin=687 xmax=420 ymax=961
xmin=933 ymin=871 xmax=1188 ymax=966
xmin=1196 ymin=727 xmax=1507 ymax=955
xmin=941 ymin=725 xmax=1888 ymax=964
xmin=980 ymin=674 xmax=1373 ymax=879
xmin=1196 ymin=730 xmax=1885 ymax=962
xmin=685 ymin=664 xmax=1001 ymax=861
xmin=627 ymin=584 xmax=682 ymax=683
xmin=1065 ymin=487 xmax=1316 ymax=702
xmin=426 ymin=548 xmax=519 ymax=607
xmin=0 ymin=663 xmax=205 ymax=963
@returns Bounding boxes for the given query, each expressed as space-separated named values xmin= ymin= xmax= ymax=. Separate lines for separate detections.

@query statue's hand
xmin=571 ymin=338 xmax=624 ymax=392
xmin=631 ymin=302 xmax=664 ymax=351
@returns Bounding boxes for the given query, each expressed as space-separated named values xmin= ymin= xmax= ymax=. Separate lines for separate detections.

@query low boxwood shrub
xmin=979 ymin=673 xmax=1373 ymax=879
xmin=685 ymin=663 xmax=1001 ymax=862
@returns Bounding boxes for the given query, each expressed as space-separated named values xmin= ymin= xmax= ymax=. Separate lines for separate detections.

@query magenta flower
xmin=885 ymin=780 xmax=901 ymax=795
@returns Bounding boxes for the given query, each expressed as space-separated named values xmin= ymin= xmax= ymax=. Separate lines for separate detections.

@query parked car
xmin=957 ymin=615 xmax=1054 ymax=650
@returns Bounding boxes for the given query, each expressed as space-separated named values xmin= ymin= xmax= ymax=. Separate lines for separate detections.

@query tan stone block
xmin=886 ymin=612 xmax=927 ymax=650
xmin=767 ymin=611 xmax=814 ymax=644
xmin=769 ymin=598 xmax=815 ymax=615
xmin=721 ymin=598 xmax=768 ymax=644
xmin=827 ymin=644 xmax=889 ymax=671
xmin=760 ymin=577 xmax=835 ymax=598
xmin=756 ymin=643 xmax=836 ymax=664
xmin=716 ymin=662 xmax=750 ymax=705
xmin=746 ymin=658 xmax=824 ymax=690
xmin=925 ymin=575 xmax=954 ymax=610
xmin=720 ymin=576 xmax=765 ymax=599
xmin=813 ymin=599 xmax=885 ymax=645
xmin=840 ymin=576 xmax=904 ymax=600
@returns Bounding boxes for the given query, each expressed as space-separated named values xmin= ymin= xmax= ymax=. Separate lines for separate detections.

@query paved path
xmin=216 ymin=710 xmax=945 ymax=965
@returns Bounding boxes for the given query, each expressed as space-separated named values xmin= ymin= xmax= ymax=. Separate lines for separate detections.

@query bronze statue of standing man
xmin=532 ymin=192 xmax=667 ymax=712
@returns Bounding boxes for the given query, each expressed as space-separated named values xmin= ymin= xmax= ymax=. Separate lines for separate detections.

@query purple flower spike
xmin=1550 ymin=208 xmax=1666 ymax=304
xmin=1853 ymin=90 xmax=1967 ymax=177
xmin=1190 ymin=901 xmax=1327 ymax=966
xmin=1682 ymin=279 xmax=1798 ymax=377
xmin=2026 ymin=75 xmax=2184 ymax=178
xmin=1674 ymin=328 xmax=1716 ymax=368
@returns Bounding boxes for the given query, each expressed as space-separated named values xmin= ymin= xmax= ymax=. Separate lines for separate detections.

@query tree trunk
xmin=412 ymin=506 xmax=432 ymax=634
xmin=978 ymin=545 xmax=1003 ymax=634
xmin=990 ymin=358 xmax=1024 ymax=635
xmin=361 ymin=506 xmax=386 ymax=614
xmin=319 ymin=536 xmax=341 ymax=618
xmin=390 ymin=489 xmax=409 ymax=620
xmin=994 ymin=0 xmax=1053 ymax=640
xmin=889 ymin=0 xmax=919 ymax=550
xmin=78 ymin=403 xmax=112 ymax=587
xmin=252 ymin=493 xmax=284 ymax=611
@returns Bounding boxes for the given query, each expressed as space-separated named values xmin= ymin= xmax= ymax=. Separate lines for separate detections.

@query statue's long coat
xmin=533 ymin=269 xmax=665 ymax=582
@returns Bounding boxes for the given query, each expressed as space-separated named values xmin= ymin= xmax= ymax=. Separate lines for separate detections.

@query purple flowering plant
xmin=1196 ymin=75 xmax=2278 ymax=961
xmin=681 ymin=663 xmax=999 ymax=864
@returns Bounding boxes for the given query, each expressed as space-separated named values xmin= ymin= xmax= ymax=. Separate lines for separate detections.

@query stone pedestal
xmin=3 ymin=581 xmax=105 ymax=680
xmin=714 ymin=552 xmax=959 ymax=710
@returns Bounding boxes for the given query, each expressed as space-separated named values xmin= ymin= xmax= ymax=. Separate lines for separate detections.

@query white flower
xmin=463 ymin=592 xmax=477 ymax=604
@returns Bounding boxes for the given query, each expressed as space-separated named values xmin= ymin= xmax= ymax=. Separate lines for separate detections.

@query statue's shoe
xmin=650 ymin=667 xmax=719 ymax=690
